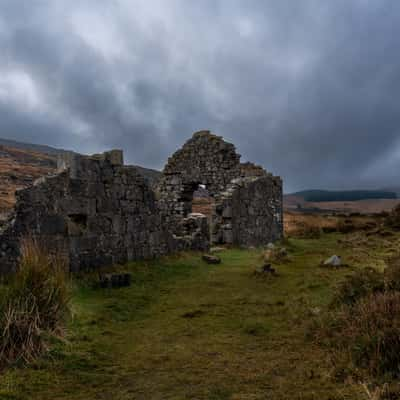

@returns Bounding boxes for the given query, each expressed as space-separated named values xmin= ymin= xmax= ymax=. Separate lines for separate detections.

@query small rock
xmin=322 ymin=255 xmax=342 ymax=268
xmin=278 ymin=247 xmax=288 ymax=257
xmin=310 ymin=307 xmax=321 ymax=316
xmin=210 ymin=247 xmax=226 ymax=253
xmin=202 ymin=254 xmax=221 ymax=264
xmin=188 ymin=212 xmax=206 ymax=218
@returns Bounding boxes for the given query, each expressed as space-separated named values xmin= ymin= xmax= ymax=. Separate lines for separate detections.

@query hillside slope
xmin=0 ymin=139 xmax=162 ymax=211
xmin=0 ymin=138 xmax=69 ymax=156
xmin=290 ymin=189 xmax=397 ymax=202
xmin=0 ymin=145 xmax=57 ymax=212
xmin=284 ymin=189 xmax=400 ymax=214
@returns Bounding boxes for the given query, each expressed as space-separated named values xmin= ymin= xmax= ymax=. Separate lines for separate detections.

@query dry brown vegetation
xmin=0 ymin=145 xmax=56 ymax=212
xmin=307 ymin=199 xmax=400 ymax=213
xmin=385 ymin=256 xmax=400 ymax=291
xmin=284 ymin=211 xmax=337 ymax=236
xmin=286 ymin=208 xmax=400 ymax=394
xmin=284 ymin=211 xmax=385 ymax=238
xmin=192 ymin=197 xmax=215 ymax=219
xmin=0 ymin=238 xmax=70 ymax=368
xmin=311 ymin=239 xmax=400 ymax=398
xmin=317 ymin=291 xmax=400 ymax=381
xmin=284 ymin=194 xmax=400 ymax=214
xmin=385 ymin=204 xmax=400 ymax=230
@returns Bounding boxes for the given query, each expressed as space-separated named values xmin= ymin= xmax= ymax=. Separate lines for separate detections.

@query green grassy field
xmin=1 ymin=233 xmax=399 ymax=400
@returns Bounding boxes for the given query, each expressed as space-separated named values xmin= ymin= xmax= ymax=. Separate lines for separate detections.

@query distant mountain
xmin=380 ymin=187 xmax=400 ymax=197
xmin=0 ymin=138 xmax=70 ymax=156
xmin=284 ymin=189 xmax=400 ymax=214
xmin=289 ymin=189 xmax=397 ymax=203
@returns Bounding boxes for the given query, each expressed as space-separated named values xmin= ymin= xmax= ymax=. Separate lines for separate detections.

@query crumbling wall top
xmin=57 ymin=150 xmax=124 ymax=179
xmin=161 ymin=131 xmax=241 ymax=193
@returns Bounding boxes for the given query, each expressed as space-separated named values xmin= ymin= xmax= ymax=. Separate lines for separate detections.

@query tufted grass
xmin=1 ymin=231 xmax=399 ymax=399
xmin=0 ymin=238 xmax=70 ymax=369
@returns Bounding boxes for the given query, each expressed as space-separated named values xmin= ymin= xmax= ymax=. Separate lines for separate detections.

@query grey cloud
xmin=0 ymin=0 xmax=400 ymax=191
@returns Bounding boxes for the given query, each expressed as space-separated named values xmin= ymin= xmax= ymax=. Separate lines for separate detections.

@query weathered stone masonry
xmin=213 ymin=176 xmax=283 ymax=246
xmin=157 ymin=131 xmax=283 ymax=247
xmin=0 ymin=151 xmax=174 ymax=274
xmin=0 ymin=131 xmax=282 ymax=274
xmin=157 ymin=131 xmax=241 ymax=223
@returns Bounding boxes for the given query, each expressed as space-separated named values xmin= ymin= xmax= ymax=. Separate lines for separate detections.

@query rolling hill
xmin=284 ymin=189 xmax=400 ymax=214
xmin=0 ymin=138 xmax=70 ymax=156
xmin=290 ymin=189 xmax=397 ymax=202
xmin=0 ymin=144 xmax=57 ymax=213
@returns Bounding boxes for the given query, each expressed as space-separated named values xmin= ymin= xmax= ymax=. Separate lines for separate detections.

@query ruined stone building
xmin=0 ymin=131 xmax=282 ymax=274
xmin=157 ymin=131 xmax=283 ymax=247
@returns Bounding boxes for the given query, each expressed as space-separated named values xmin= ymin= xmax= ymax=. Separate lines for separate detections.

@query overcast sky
xmin=1 ymin=1 xmax=400 ymax=192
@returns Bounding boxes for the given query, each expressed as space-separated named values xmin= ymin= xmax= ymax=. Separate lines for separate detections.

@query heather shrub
xmin=332 ymin=267 xmax=385 ymax=307
xmin=295 ymin=223 xmax=322 ymax=239
xmin=0 ymin=238 xmax=70 ymax=367
xmin=315 ymin=265 xmax=400 ymax=383
xmin=324 ymin=292 xmax=400 ymax=379
xmin=336 ymin=219 xmax=356 ymax=234
xmin=385 ymin=205 xmax=400 ymax=230
xmin=385 ymin=256 xmax=400 ymax=291
xmin=322 ymin=226 xmax=337 ymax=233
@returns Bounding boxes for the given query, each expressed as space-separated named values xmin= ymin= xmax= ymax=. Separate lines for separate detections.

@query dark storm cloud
xmin=1 ymin=0 xmax=400 ymax=191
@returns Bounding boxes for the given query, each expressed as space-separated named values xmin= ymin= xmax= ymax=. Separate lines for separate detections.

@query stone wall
xmin=158 ymin=131 xmax=241 ymax=226
xmin=213 ymin=176 xmax=283 ymax=246
xmin=0 ymin=131 xmax=283 ymax=274
xmin=173 ymin=213 xmax=210 ymax=252
xmin=0 ymin=151 xmax=175 ymax=274
xmin=240 ymin=162 xmax=269 ymax=178
xmin=158 ymin=130 xmax=283 ymax=246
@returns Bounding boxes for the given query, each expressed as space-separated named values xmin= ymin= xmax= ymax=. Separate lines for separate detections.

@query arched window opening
xmin=191 ymin=184 xmax=215 ymax=222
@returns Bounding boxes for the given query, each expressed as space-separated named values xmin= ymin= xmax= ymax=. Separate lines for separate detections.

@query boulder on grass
xmin=202 ymin=254 xmax=221 ymax=264
xmin=210 ymin=247 xmax=226 ymax=253
xmin=322 ymin=255 xmax=342 ymax=268
xmin=278 ymin=248 xmax=288 ymax=258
